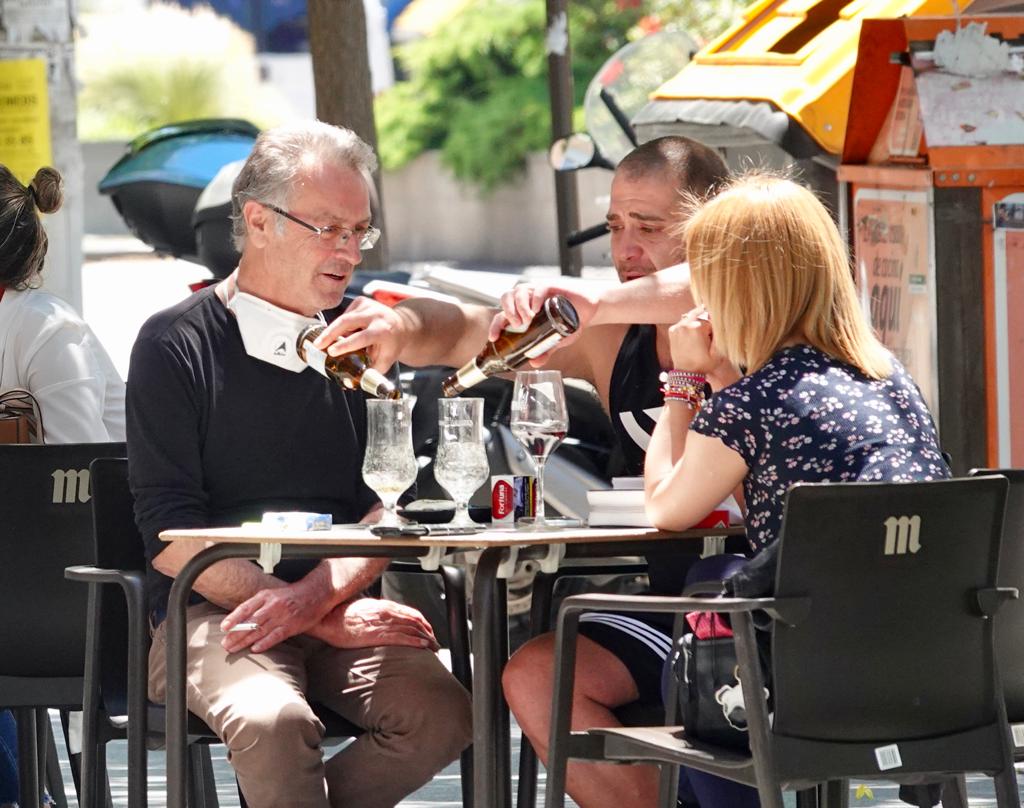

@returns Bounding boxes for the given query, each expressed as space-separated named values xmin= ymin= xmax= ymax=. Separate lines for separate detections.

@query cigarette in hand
xmin=228 ymin=622 xmax=260 ymax=632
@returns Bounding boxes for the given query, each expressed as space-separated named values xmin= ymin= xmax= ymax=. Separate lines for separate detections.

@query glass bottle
xmin=441 ymin=295 xmax=580 ymax=397
xmin=296 ymin=324 xmax=400 ymax=399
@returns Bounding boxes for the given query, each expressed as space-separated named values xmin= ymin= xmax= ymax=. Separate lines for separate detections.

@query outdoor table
xmin=158 ymin=523 xmax=745 ymax=808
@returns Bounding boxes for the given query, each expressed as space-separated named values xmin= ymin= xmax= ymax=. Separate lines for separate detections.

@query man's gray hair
xmin=230 ymin=120 xmax=378 ymax=251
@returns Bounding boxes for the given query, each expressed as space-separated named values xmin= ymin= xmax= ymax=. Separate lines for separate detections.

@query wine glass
xmin=434 ymin=397 xmax=490 ymax=528
xmin=510 ymin=370 xmax=569 ymax=529
xmin=362 ymin=398 xmax=418 ymax=528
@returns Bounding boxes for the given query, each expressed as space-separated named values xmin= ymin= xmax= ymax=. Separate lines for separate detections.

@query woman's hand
xmin=667 ymin=306 xmax=716 ymax=373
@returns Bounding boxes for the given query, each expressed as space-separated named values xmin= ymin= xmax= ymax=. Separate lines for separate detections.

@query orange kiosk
xmin=838 ymin=15 xmax=1024 ymax=472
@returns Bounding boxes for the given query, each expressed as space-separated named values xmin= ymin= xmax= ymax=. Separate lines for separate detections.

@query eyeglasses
xmin=262 ymin=202 xmax=381 ymax=250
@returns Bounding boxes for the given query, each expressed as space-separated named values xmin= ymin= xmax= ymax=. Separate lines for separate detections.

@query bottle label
xmin=523 ymin=332 xmax=563 ymax=360
xmin=455 ymin=363 xmax=489 ymax=391
xmin=303 ymin=343 xmax=330 ymax=378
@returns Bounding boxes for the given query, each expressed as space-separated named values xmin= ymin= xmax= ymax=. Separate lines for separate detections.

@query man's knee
xmin=502 ymin=633 xmax=557 ymax=709
xmin=376 ymin=650 xmax=472 ymax=762
xmin=217 ymin=695 xmax=324 ymax=756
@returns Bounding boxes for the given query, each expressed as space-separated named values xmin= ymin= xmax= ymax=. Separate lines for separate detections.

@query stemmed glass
xmin=510 ymin=370 xmax=569 ymax=529
xmin=362 ymin=398 xmax=418 ymax=528
xmin=434 ymin=397 xmax=490 ymax=528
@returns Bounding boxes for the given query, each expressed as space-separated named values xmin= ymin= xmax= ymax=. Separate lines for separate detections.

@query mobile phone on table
xmin=370 ymin=524 xmax=484 ymax=538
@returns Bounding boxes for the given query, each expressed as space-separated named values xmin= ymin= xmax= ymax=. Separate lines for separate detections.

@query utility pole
xmin=0 ymin=0 xmax=83 ymax=309
xmin=307 ymin=0 xmax=388 ymax=271
xmin=545 ymin=0 xmax=582 ymax=276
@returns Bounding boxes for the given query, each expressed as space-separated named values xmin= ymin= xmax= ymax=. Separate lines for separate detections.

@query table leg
xmin=165 ymin=544 xmax=261 ymax=808
xmin=496 ymin=575 xmax=512 ymax=808
xmin=472 ymin=547 xmax=509 ymax=808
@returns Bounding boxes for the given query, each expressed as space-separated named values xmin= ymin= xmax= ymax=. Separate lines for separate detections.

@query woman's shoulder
xmin=2 ymin=288 xmax=88 ymax=341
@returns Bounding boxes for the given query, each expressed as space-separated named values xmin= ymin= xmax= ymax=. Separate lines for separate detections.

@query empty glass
xmin=362 ymin=398 xmax=417 ymax=527
xmin=434 ymin=397 xmax=489 ymax=527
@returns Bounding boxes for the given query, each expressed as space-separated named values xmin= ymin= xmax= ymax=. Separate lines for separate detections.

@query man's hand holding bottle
xmin=312 ymin=295 xmax=409 ymax=373
xmin=487 ymin=278 xmax=615 ymax=366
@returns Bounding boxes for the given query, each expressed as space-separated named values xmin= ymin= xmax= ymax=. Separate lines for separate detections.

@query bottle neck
xmin=360 ymin=366 xmax=400 ymax=399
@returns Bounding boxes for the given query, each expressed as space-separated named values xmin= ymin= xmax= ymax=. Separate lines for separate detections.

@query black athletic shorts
xmin=578 ymin=610 xmax=677 ymax=711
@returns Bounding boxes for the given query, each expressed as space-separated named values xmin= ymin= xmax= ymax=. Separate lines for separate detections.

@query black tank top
xmin=607 ymin=324 xmax=743 ymax=594
xmin=608 ymin=324 xmax=666 ymax=477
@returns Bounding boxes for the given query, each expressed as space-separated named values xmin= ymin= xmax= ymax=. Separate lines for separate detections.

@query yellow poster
xmin=0 ymin=58 xmax=52 ymax=184
xmin=853 ymin=189 xmax=938 ymax=413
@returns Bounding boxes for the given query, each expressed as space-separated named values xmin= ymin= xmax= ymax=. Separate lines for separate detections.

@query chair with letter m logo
xmin=0 ymin=441 xmax=125 ymax=807
xmin=971 ymin=469 xmax=1024 ymax=761
xmin=544 ymin=477 xmax=1021 ymax=808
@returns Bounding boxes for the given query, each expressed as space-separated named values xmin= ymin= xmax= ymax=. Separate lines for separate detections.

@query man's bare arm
xmin=392 ymin=298 xmax=493 ymax=367
xmin=313 ymin=296 xmax=493 ymax=372
xmin=591 ymin=264 xmax=695 ymax=326
xmin=488 ymin=265 xmax=694 ymax=342
xmin=152 ymin=543 xmax=388 ymax=621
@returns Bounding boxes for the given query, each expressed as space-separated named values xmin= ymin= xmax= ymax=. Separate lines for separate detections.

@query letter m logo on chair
xmin=883 ymin=514 xmax=921 ymax=555
xmin=52 ymin=468 xmax=91 ymax=504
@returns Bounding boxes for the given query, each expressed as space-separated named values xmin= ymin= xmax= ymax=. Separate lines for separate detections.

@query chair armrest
xmin=977 ymin=586 xmax=1019 ymax=617
xmin=557 ymin=592 xmax=811 ymax=626
xmin=65 ymin=564 xmax=146 ymax=590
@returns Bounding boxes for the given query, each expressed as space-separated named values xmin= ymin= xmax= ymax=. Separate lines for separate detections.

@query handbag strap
xmin=0 ymin=287 xmax=46 ymax=442
xmin=0 ymin=388 xmax=45 ymax=443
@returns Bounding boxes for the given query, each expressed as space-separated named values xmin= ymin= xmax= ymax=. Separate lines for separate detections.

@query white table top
xmin=159 ymin=524 xmax=744 ymax=549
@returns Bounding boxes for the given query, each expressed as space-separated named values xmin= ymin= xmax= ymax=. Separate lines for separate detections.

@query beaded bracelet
xmin=659 ymin=370 xmax=708 ymax=410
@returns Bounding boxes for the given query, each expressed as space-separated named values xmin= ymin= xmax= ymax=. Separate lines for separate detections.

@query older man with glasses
xmin=125 ymin=120 xmax=471 ymax=808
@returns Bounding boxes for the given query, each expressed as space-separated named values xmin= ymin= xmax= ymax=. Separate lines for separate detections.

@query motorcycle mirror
xmin=548 ymin=133 xmax=613 ymax=172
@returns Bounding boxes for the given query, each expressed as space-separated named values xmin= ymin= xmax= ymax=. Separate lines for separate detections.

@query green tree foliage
xmin=77 ymin=3 xmax=285 ymax=141
xmin=375 ymin=0 xmax=650 ymax=192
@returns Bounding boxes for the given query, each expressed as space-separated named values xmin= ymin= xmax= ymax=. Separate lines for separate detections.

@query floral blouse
xmin=691 ymin=345 xmax=950 ymax=552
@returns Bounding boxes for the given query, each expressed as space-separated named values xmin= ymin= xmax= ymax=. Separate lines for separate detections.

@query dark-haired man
xmin=321 ymin=136 xmax=729 ymax=472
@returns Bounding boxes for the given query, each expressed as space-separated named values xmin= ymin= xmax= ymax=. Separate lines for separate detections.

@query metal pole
xmin=545 ymin=0 xmax=582 ymax=276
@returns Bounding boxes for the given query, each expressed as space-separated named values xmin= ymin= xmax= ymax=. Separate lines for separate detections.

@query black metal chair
xmin=66 ymin=457 xmax=366 ymax=808
xmin=972 ymin=469 xmax=1024 ymax=756
xmin=0 ymin=441 xmax=125 ymax=808
xmin=544 ymin=477 xmax=1020 ymax=808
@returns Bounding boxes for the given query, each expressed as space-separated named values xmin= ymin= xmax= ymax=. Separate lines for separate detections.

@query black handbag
xmin=667 ymin=622 xmax=772 ymax=751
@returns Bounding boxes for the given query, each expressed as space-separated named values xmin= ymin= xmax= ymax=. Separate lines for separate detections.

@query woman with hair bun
xmin=0 ymin=164 xmax=125 ymax=443
xmin=0 ymin=164 xmax=125 ymax=808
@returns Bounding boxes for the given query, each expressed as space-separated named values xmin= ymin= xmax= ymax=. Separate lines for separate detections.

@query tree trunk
xmin=308 ymin=0 xmax=388 ymax=270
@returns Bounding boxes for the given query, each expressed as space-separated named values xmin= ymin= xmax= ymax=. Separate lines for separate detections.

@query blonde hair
xmin=681 ymin=173 xmax=891 ymax=379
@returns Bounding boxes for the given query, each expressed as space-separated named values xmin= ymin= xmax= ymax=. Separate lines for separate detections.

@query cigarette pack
xmin=491 ymin=476 xmax=536 ymax=526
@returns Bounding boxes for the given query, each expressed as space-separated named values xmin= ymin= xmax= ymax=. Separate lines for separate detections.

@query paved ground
xmin=44 ymin=706 xmax=1017 ymax=807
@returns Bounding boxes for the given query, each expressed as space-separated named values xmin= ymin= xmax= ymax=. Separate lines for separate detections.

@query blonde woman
xmin=642 ymin=173 xmax=949 ymax=807
xmin=646 ymin=173 xmax=948 ymax=539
